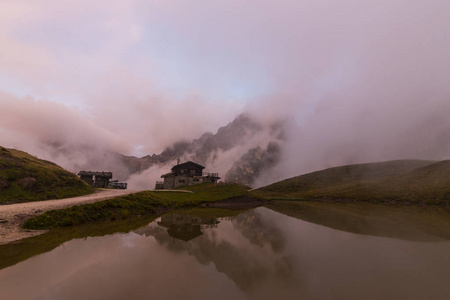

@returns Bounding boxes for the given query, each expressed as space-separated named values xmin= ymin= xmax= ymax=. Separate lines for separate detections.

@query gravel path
xmin=0 ymin=189 xmax=135 ymax=245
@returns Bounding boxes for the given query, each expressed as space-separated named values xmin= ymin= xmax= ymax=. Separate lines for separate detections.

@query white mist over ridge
xmin=251 ymin=98 xmax=450 ymax=187
xmin=1 ymin=1 xmax=450 ymax=188
xmin=2 ymin=90 xmax=450 ymax=189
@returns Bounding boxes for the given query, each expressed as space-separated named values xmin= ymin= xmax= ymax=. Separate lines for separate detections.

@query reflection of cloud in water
xmin=0 ymin=233 xmax=246 ymax=300
xmin=2 ymin=207 xmax=450 ymax=300
xmin=135 ymin=210 xmax=296 ymax=292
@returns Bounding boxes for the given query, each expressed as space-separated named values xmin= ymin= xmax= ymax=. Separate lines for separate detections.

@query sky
xmin=1 ymin=1 xmax=450 ymax=183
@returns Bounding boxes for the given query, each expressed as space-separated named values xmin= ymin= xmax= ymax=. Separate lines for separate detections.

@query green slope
xmin=0 ymin=147 xmax=92 ymax=204
xmin=254 ymin=159 xmax=450 ymax=203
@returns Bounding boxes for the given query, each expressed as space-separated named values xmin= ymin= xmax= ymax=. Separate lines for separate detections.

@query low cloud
xmin=1 ymin=1 xmax=450 ymax=187
xmin=0 ymin=92 xmax=129 ymax=170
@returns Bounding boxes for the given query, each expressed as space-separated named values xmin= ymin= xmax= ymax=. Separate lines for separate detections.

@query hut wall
xmin=80 ymin=175 xmax=94 ymax=186
xmin=173 ymin=175 xmax=191 ymax=188
xmin=163 ymin=176 xmax=175 ymax=189
xmin=94 ymin=177 xmax=110 ymax=188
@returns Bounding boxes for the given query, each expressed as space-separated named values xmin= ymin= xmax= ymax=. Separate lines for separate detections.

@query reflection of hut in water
xmin=157 ymin=213 xmax=220 ymax=241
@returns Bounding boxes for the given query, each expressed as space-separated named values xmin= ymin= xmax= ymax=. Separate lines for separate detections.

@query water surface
xmin=1 ymin=205 xmax=450 ymax=300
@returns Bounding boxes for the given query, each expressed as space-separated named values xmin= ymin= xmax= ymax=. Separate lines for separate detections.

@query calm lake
xmin=1 ymin=202 xmax=450 ymax=300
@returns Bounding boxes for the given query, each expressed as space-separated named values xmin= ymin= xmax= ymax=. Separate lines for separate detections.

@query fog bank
xmin=1 ymin=1 xmax=450 ymax=187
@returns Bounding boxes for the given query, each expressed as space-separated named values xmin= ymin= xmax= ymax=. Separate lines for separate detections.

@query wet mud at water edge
xmin=1 ymin=204 xmax=450 ymax=300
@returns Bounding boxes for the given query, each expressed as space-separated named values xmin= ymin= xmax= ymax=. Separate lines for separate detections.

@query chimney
xmin=177 ymin=158 xmax=180 ymax=165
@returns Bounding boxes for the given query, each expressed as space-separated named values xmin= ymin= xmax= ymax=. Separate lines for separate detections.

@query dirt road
xmin=0 ymin=189 xmax=135 ymax=245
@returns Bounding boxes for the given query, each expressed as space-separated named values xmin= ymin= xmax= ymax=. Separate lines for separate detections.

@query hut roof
xmin=171 ymin=161 xmax=205 ymax=172
xmin=161 ymin=172 xmax=175 ymax=178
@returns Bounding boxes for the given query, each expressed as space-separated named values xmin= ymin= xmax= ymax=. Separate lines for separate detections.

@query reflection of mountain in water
xmin=268 ymin=201 xmax=450 ymax=242
xmin=232 ymin=210 xmax=285 ymax=253
xmin=134 ymin=209 xmax=296 ymax=292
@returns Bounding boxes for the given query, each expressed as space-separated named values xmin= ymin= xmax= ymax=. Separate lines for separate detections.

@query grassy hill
xmin=253 ymin=160 xmax=450 ymax=204
xmin=0 ymin=147 xmax=92 ymax=204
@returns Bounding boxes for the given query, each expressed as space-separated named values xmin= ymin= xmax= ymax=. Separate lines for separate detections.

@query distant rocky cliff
xmin=119 ymin=114 xmax=284 ymax=186
xmin=225 ymin=142 xmax=281 ymax=186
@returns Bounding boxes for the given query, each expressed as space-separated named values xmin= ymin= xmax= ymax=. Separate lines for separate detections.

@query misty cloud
xmin=0 ymin=92 xmax=128 ymax=167
xmin=1 ymin=0 xmax=450 ymax=187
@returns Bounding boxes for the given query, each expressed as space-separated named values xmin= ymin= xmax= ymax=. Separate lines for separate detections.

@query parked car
xmin=109 ymin=182 xmax=127 ymax=189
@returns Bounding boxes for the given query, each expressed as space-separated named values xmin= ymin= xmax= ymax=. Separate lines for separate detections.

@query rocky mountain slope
xmin=119 ymin=114 xmax=285 ymax=186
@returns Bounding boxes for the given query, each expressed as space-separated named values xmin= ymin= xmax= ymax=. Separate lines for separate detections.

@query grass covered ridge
xmin=254 ymin=160 xmax=450 ymax=204
xmin=24 ymin=183 xmax=254 ymax=229
xmin=0 ymin=147 xmax=92 ymax=203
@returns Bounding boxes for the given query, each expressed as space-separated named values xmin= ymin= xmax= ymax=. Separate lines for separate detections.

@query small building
xmin=77 ymin=171 xmax=112 ymax=188
xmin=156 ymin=161 xmax=220 ymax=189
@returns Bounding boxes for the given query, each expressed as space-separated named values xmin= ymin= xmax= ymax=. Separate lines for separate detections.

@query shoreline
xmin=0 ymin=191 xmax=267 ymax=245
xmin=8 ymin=190 xmax=447 ymax=246
xmin=0 ymin=189 xmax=135 ymax=245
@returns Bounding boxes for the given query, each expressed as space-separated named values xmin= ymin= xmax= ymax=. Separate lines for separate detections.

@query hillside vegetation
xmin=0 ymin=147 xmax=92 ymax=204
xmin=254 ymin=160 xmax=450 ymax=204
xmin=24 ymin=183 xmax=256 ymax=229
